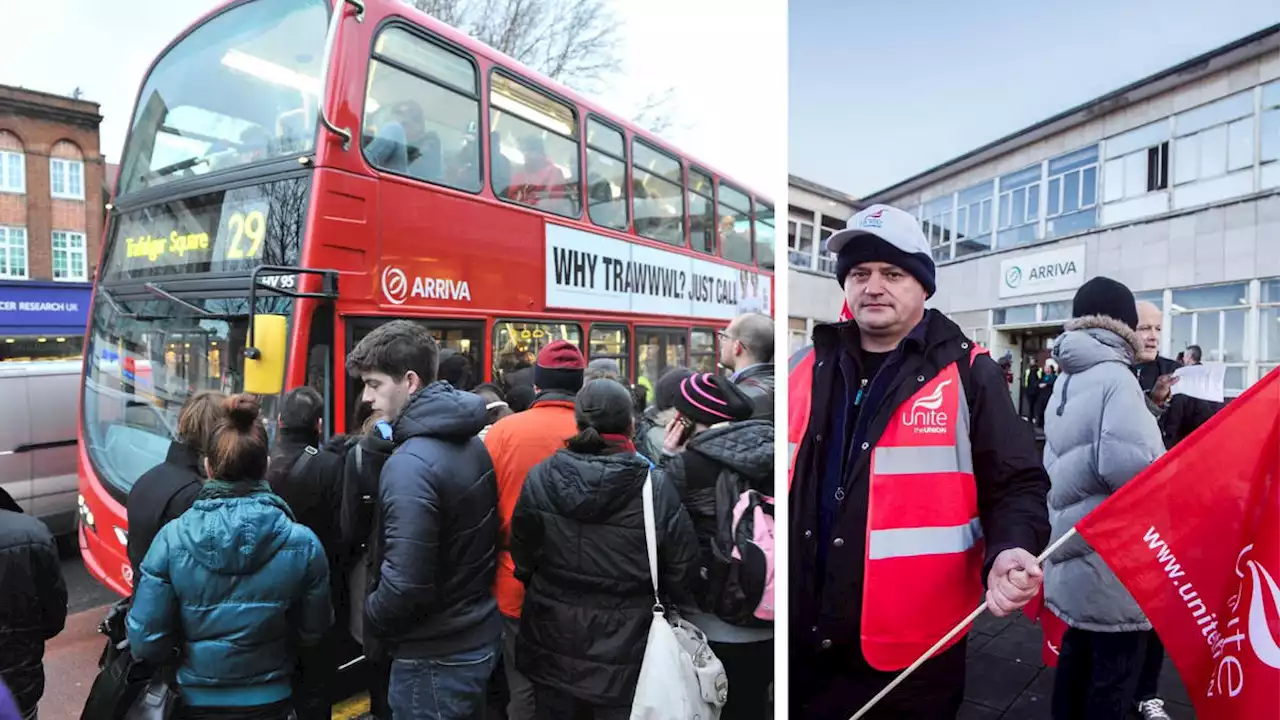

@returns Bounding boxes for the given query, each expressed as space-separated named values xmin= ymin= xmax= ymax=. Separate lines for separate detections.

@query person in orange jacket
xmin=483 ymin=340 xmax=586 ymax=720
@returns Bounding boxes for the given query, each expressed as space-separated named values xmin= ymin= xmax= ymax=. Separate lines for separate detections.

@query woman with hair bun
xmin=127 ymin=394 xmax=333 ymax=720
xmin=509 ymin=379 xmax=698 ymax=718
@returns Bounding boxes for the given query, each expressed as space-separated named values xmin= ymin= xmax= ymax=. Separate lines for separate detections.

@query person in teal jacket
xmin=127 ymin=394 xmax=332 ymax=719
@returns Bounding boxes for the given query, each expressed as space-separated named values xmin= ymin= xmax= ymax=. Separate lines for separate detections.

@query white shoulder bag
xmin=630 ymin=473 xmax=727 ymax=720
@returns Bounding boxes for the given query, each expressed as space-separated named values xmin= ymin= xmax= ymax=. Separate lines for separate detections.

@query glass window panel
xmin=1261 ymin=278 xmax=1280 ymax=304
xmin=690 ymin=329 xmax=717 ymax=374
xmin=1176 ymin=91 xmax=1253 ymax=136
xmin=1225 ymin=366 xmax=1245 ymax=393
xmin=1261 ymin=307 xmax=1280 ymax=361
xmin=1080 ymin=167 xmax=1096 ymax=207
xmin=1171 ymin=283 xmax=1249 ymax=310
xmin=993 ymin=305 xmax=1037 ymax=325
xmin=1027 ymin=183 xmax=1040 ymax=220
xmin=1265 ymin=80 xmax=1280 ymax=109
xmin=586 ymin=147 xmax=628 ymax=231
xmin=636 ymin=328 xmax=688 ymax=406
xmin=1048 ymin=145 xmax=1099 ymax=175
xmin=633 ymin=141 xmax=681 ymax=184
xmin=1174 ymin=135 xmax=1199 ymax=185
xmin=1197 ymin=312 xmax=1221 ymax=360
xmin=957 ymin=180 xmax=993 ymax=206
xmin=1010 ymin=188 xmax=1026 ymax=226
xmin=688 ymin=169 xmax=713 ymax=197
xmin=633 ymin=170 xmax=684 ymax=245
xmin=365 ymin=58 xmax=482 ymax=192
xmin=1063 ymin=170 xmax=1081 ymax=212
xmin=493 ymin=320 xmax=582 ymax=385
xmin=720 ymin=198 xmax=753 ymax=264
xmin=1198 ymin=124 xmax=1228 ymax=178
xmin=1000 ymin=164 xmax=1041 ymax=190
xmin=1227 ymin=117 xmax=1254 ymax=172
xmin=586 ymin=118 xmax=624 ymax=157
xmin=1263 ymin=109 xmax=1280 ymax=164
xmin=1042 ymin=300 xmax=1073 ymax=322
xmin=1171 ymin=312 xmax=1194 ymax=352
xmin=719 ymin=184 xmax=751 ymax=213
xmin=491 ymin=76 xmax=580 ymax=218
xmin=688 ymin=189 xmax=715 ymax=254
xmin=1134 ymin=290 xmax=1163 ymax=309
xmin=588 ymin=324 xmax=629 ymax=381
xmin=1123 ymin=152 xmax=1148 ymax=197
xmin=1223 ymin=309 xmax=1246 ymax=363
xmin=997 ymin=224 xmax=1038 ymax=249
xmin=755 ymin=203 xmax=775 ymax=271
xmin=377 ymin=27 xmax=476 ymax=93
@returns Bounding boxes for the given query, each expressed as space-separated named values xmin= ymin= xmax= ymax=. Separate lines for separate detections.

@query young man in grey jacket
xmin=1042 ymin=277 xmax=1168 ymax=720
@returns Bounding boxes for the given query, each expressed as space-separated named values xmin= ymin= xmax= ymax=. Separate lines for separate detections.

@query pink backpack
xmin=716 ymin=489 xmax=775 ymax=624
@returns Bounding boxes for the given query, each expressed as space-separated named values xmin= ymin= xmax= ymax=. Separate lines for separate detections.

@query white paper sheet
xmin=1171 ymin=363 xmax=1226 ymax=403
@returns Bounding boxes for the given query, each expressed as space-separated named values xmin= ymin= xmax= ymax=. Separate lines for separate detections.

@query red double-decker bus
xmin=77 ymin=0 xmax=775 ymax=597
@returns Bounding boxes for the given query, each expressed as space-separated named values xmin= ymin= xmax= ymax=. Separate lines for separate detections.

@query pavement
xmin=961 ymin=609 xmax=1196 ymax=719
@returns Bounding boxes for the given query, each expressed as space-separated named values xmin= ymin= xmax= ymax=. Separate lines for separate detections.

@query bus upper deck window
xmin=490 ymin=73 xmax=582 ymax=219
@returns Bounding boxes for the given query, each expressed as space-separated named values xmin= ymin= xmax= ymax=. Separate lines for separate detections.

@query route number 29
xmin=225 ymin=210 xmax=266 ymax=259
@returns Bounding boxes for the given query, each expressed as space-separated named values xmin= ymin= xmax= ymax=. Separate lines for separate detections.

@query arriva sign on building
xmin=998 ymin=244 xmax=1087 ymax=299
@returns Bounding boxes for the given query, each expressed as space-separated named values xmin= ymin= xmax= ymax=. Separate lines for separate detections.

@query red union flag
xmin=1074 ymin=367 xmax=1280 ymax=718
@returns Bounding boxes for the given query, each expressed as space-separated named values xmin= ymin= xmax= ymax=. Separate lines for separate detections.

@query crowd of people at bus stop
xmin=0 ymin=308 xmax=775 ymax=720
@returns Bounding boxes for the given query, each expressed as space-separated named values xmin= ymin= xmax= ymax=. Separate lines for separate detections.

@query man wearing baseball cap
xmin=788 ymin=204 xmax=1051 ymax=718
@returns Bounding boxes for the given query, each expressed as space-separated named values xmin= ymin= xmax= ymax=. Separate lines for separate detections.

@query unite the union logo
xmin=902 ymin=378 xmax=951 ymax=434
xmin=382 ymin=266 xmax=409 ymax=305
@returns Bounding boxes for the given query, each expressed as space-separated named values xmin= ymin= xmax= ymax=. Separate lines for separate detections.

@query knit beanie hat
xmin=828 ymin=204 xmax=937 ymax=297
xmin=674 ymin=373 xmax=755 ymax=426
xmin=534 ymin=340 xmax=585 ymax=392
xmin=1071 ymin=276 xmax=1139 ymax=330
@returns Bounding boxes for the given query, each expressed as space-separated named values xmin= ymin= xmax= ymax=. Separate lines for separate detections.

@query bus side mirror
xmin=244 ymin=314 xmax=287 ymax=396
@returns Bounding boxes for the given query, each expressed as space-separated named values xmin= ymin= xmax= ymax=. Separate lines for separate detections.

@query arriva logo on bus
xmin=381 ymin=266 xmax=473 ymax=305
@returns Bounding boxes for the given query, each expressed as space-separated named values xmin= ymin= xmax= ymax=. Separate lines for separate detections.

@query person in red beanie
xmin=483 ymin=339 xmax=586 ymax=720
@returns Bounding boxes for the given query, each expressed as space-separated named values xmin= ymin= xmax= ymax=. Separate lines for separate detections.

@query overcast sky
xmin=790 ymin=0 xmax=1279 ymax=198
xmin=2 ymin=0 xmax=785 ymax=201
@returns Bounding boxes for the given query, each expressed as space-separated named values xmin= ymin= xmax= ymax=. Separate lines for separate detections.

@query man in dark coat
xmin=789 ymin=204 xmax=1050 ymax=719
xmin=345 ymin=320 xmax=501 ymax=719
xmin=720 ymin=312 xmax=775 ymax=422
xmin=0 ymin=488 xmax=67 ymax=720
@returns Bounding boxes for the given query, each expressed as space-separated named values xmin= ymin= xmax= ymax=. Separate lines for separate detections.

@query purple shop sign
xmin=0 ymin=281 xmax=92 ymax=333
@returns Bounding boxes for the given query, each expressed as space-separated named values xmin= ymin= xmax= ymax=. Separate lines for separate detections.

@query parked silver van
xmin=0 ymin=360 xmax=80 ymax=536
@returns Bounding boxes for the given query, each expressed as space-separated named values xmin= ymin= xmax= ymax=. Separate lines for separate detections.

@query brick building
xmin=0 ymin=84 xmax=104 ymax=361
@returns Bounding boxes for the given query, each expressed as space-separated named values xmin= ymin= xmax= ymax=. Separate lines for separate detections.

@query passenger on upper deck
xmin=365 ymin=100 xmax=444 ymax=182
xmin=509 ymin=135 xmax=570 ymax=211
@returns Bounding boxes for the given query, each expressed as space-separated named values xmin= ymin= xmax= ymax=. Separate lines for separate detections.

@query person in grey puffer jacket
xmin=1042 ymin=277 xmax=1166 ymax=720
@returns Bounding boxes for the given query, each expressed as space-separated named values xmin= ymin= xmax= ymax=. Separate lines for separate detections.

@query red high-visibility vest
xmin=788 ymin=339 xmax=989 ymax=671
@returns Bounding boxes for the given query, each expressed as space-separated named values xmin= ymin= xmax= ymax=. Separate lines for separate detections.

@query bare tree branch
xmin=403 ymin=0 xmax=621 ymax=92
xmin=629 ymin=87 xmax=678 ymax=136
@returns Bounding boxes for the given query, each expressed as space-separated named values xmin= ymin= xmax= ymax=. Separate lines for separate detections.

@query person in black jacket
xmin=266 ymin=385 xmax=349 ymax=720
xmin=345 ymin=320 xmax=501 ymax=720
xmin=720 ymin=312 xmax=775 ymax=422
xmin=0 ymin=487 xmax=68 ymax=720
xmin=662 ymin=372 xmax=773 ymax=720
xmin=510 ymin=379 xmax=697 ymax=719
xmin=790 ymin=204 xmax=1050 ymax=719
xmin=126 ymin=390 xmax=227 ymax=586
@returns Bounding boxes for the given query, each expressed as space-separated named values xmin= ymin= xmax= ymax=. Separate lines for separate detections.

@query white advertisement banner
xmin=999 ymin=244 xmax=1087 ymax=299
xmin=544 ymin=224 xmax=771 ymax=320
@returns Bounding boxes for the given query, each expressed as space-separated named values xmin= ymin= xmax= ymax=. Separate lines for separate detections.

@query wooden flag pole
xmin=849 ymin=527 xmax=1079 ymax=720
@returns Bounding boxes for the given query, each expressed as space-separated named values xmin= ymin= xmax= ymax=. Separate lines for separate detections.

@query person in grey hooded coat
xmin=1042 ymin=277 xmax=1167 ymax=720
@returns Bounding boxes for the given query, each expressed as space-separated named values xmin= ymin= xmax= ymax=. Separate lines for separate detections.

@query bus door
xmin=491 ymin=319 xmax=584 ymax=391
xmin=635 ymin=326 xmax=689 ymax=407
xmin=342 ymin=317 xmax=486 ymax=429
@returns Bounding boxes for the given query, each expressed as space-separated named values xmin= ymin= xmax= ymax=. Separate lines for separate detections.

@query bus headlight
xmin=77 ymin=494 xmax=96 ymax=533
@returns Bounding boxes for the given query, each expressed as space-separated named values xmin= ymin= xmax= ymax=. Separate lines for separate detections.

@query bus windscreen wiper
xmin=143 ymin=282 xmax=243 ymax=319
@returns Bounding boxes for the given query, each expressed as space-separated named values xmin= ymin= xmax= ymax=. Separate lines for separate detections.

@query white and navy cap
xmin=826 ymin=204 xmax=936 ymax=296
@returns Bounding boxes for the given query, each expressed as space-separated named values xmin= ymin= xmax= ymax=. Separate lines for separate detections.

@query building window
xmin=0 ymin=227 xmax=28 ymax=279
xmin=817 ymin=214 xmax=843 ymax=274
xmin=1173 ymin=91 xmax=1254 ymax=185
xmin=1047 ymin=145 xmax=1100 ymax=237
xmin=920 ymin=195 xmax=954 ymax=263
xmin=997 ymin=164 xmax=1041 ymax=248
xmin=1103 ymin=122 xmax=1170 ymax=204
xmin=787 ymin=218 xmax=814 ymax=270
xmin=954 ymin=180 xmax=994 ymax=258
xmin=993 ymin=304 xmax=1037 ymax=325
xmin=491 ymin=72 xmax=581 ymax=219
xmin=632 ymin=140 xmax=684 ymax=246
xmin=1170 ymin=282 xmax=1249 ymax=394
xmin=719 ymin=184 xmax=753 ymax=265
xmin=585 ymin=118 xmax=629 ymax=232
xmin=688 ymin=168 xmax=716 ymax=253
xmin=1260 ymin=278 xmax=1280 ymax=369
xmin=363 ymin=27 xmax=482 ymax=193
xmin=1260 ymin=81 xmax=1280 ymax=170
xmin=788 ymin=317 xmax=808 ymax=356
xmin=52 ymin=231 xmax=88 ymax=281
xmin=754 ymin=202 xmax=775 ymax=271
xmin=49 ymin=158 xmax=84 ymax=199
xmin=0 ymin=151 xmax=24 ymax=194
